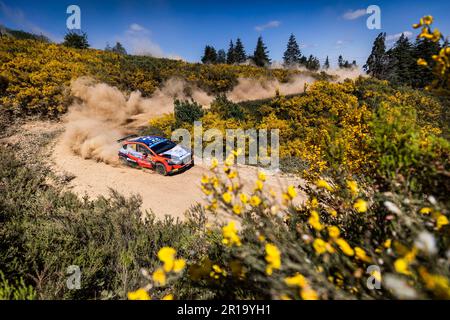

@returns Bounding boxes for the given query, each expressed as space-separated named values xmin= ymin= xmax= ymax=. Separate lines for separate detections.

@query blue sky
xmin=1 ymin=0 xmax=449 ymax=66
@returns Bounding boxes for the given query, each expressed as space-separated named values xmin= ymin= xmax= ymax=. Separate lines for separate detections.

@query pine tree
xmin=323 ymin=56 xmax=330 ymax=69
xmin=226 ymin=40 xmax=236 ymax=64
xmin=283 ymin=34 xmax=302 ymax=67
xmin=112 ymin=42 xmax=127 ymax=55
xmin=217 ymin=49 xmax=226 ymax=63
xmin=364 ymin=33 xmax=388 ymax=78
xmin=252 ymin=36 xmax=270 ymax=67
xmin=411 ymin=38 xmax=441 ymax=88
xmin=234 ymin=38 xmax=247 ymax=63
xmin=201 ymin=45 xmax=217 ymax=64
xmin=385 ymin=34 xmax=414 ymax=85
xmin=338 ymin=55 xmax=344 ymax=68
xmin=63 ymin=31 xmax=89 ymax=49
xmin=305 ymin=55 xmax=320 ymax=71
xmin=105 ymin=43 xmax=112 ymax=51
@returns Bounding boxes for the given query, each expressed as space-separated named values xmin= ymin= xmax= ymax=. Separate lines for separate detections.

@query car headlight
xmin=168 ymin=159 xmax=182 ymax=165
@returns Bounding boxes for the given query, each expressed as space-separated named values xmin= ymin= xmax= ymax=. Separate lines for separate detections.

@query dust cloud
xmin=62 ymin=68 xmax=362 ymax=165
xmin=62 ymin=77 xmax=211 ymax=164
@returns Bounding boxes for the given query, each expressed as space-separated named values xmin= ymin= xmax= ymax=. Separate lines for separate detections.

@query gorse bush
xmin=149 ymin=77 xmax=449 ymax=198
xmin=130 ymin=157 xmax=450 ymax=300
xmin=1 ymin=15 xmax=449 ymax=300
xmin=174 ymin=99 xmax=204 ymax=124
xmin=0 ymin=147 xmax=206 ymax=299
xmin=0 ymin=37 xmax=311 ymax=116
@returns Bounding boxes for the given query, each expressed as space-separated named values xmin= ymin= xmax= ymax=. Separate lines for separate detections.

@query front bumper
xmin=169 ymin=160 xmax=194 ymax=174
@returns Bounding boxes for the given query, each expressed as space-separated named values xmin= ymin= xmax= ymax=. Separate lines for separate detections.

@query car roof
xmin=129 ymin=136 xmax=168 ymax=148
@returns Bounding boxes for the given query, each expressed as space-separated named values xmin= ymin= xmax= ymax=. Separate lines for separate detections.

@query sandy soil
xmin=4 ymin=120 xmax=306 ymax=219
xmin=52 ymin=134 xmax=305 ymax=218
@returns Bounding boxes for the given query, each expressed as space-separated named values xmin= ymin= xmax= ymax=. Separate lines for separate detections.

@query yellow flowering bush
xmin=160 ymin=161 xmax=449 ymax=300
xmin=413 ymin=16 xmax=450 ymax=93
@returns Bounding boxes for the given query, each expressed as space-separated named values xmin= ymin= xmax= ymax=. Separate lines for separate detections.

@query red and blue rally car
xmin=118 ymin=135 xmax=193 ymax=175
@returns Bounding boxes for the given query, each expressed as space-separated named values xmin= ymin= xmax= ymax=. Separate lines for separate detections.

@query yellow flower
xmin=225 ymin=154 xmax=235 ymax=166
xmin=250 ymin=195 xmax=262 ymax=207
xmin=301 ymin=288 xmax=319 ymax=300
xmin=327 ymin=208 xmax=337 ymax=217
xmin=420 ymin=207 xmax=432 ymax=215
xmin=384 ymin=239 xmax=392 ymax=249
xmin=313 ymin=238 xmax=327 ymax=255
xmin=394 ymin=258 xmax=411 ymax=276
xmin=417 ymin=58 xmax=428 ymax=66
xmin=173 ymin=259 xmax=186 ymax=273
xmin=310 ymin=197 xmax=318 ymax=208
xmin=419 ymin=267 xmax=450 ymax=296
xmin=353 ymin=199 xmax=368 ymax=213
xmin=346 ymin=180 xmax=358 ymax=195
xmin=316 ymin=179 xmax=333 ymax=191
xmin=158 ymin=247 xmax=176 ymax=272
xmin=232 ymin=204 xmax=242 ymax=215
xmin=210 ymin=157 xmax=219 ymax=169
xmin=227 ymin=170 xmax=237 ymax=179
xmin=222 ymin=192 xmax=232 ymax=204
xmin=423 ymin=15 xmax=433 ymax=25
xmin=437 ymin=214 xmax=449 ymax=230
xmin=222 ymin=221 xmax=241 ymax=247
xmin=308 ymin=210 xmax=324 ymax=231
xmin=335 ymin=238 xmax=354 ymax=256
xmin=265 ymin=243 xmax=281 ymax=275
xmin=287 ymin=185 xmax=297 ymax=199
xmin=284 ymin=273 xmax=307 ymax=288
xmin=254 ymin=180 xmax=264 ymax=191
xmin=239 ymin=193 xmax=248 ymax=204
xmin=325 ymin=242 xmax=336 ymax=254
xmin=370 ymin=269 xmax=382 ymax=282
xmin=162 ymin=294 xmax=174 ymax=300
xmin=327 ymin=226 xmax=340 ymax=239
xmin=354 ymin=247 xmax=372 ymax=263
xmin=212 ymin=264 xmax=227 ymax=276
xmin=128 ymin=288 xmax=151 ymax=300
xmin=153 ymin=268 xmax=167 ymax=286
xmin=201 ymin=175 xmax=209 ymax=184
xmin=258 ymin=171 xmax=267 ymax=181
xmin=231 ymin=148 xmax=242 ymax=156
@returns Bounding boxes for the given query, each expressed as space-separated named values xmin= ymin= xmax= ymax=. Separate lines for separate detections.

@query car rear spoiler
xmin=117 ymin=134 xmax=139 ymax=143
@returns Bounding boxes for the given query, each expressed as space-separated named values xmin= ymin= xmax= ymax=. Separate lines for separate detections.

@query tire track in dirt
xmin=52 ymin=133 xmax=306 ymax=219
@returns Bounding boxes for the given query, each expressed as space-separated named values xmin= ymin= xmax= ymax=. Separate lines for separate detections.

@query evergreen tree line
xmin=202 ymin=34 xmax=357 ymax=71
xmin=364 ymin=32 xmax=441 ymax=88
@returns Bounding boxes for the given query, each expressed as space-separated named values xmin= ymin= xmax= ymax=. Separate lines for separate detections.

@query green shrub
xmin=174 ymin=99 xmax=204 ymax=124
xmin=0 ymin=271 xmax=36 ymax=300
xmin=0 ymin=146 xmax=206 ymax=299
xmin=210 ymin=94 xmax=245 ymax=120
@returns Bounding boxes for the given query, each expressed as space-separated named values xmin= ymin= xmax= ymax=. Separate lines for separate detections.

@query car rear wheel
xmin=155 ymin=163 xmax=167 ymax=176
xmin=120 ymin=157 xmax=129 ymax=166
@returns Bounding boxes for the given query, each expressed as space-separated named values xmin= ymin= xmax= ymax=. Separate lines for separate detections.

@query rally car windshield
xmin=151 ymin=140 xmax=176 ymax=154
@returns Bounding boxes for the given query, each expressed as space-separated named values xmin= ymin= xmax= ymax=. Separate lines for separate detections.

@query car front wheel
xmin=155 ymin=163 xmax=167 ymax=176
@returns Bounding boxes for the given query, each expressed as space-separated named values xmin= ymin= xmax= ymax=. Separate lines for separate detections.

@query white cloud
xmin=119 ymin=23 xmax=181 ymax=59
xmin=254 ymin=20 xmax=281 ymax=32
xmin=0 ymin=0 xmax=57 ymax=40
xmin=127 ymin=23 xmax=148 ymax=34
xmin=335 ymin=40 xmax=349 ymax=49
xmin=386 ymin=31 xmax=413 ymax=42
xmin=342 ymin=9 xmax=367 ymax=20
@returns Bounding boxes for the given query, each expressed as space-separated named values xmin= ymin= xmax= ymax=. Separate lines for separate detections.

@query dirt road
xmin=4 ymin=120 xmax=305 ymax=219
xmin=52 ymin=134 xmax=305 ymax=219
